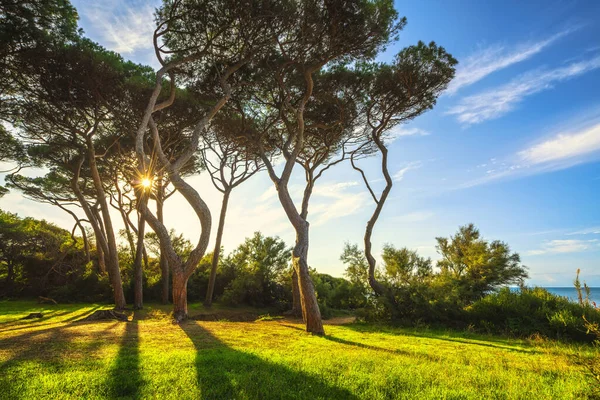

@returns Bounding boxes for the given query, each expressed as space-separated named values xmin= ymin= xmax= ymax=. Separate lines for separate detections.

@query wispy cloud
xmin=80 ymin=1 xmax=157 ymax=54
xmin=387 ymin=127 xmax=430 ymax=143
xmin=446 ymin=29 xmax=575 ymax=95
xmin=458 ymin=113 xmax=600 ymax=188
xmin=567 ymin=226 xmax=600 ymax=235
xmin=526 ymin=239 xmax=600 ymax=255
xmin=518 ymin=122 xmax=600 ymax=164
xmin=309 ymin=182 xmax=367 ymax=226
xmin=393 ymin=162 xmax=422 ymax=182
xmin=447 ymin=55 xmax=600 ymax=125
xmin=257 ymin=180 xmax=368 ymax=227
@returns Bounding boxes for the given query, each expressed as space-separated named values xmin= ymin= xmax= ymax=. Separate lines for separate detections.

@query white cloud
xmin=518 ymin=123 xmax=600 ymax=164
xmin=256 ymin=180 xmax=368 ymax=227
xmin=393 ymin=162 xmax=422 ymax=182
xmin=310 ymin=181 xmax=367 ymax=226
xmin=447 ymin=55 xmax=600 ymax=125
xmin=446 ymin=29 xmax=574 ymax=95
xmin=526 ymin=239 xmax=600 ymax=256
xmin=458 ymin=115 xmax=600 ymax=189
xmin=80 ymin=1 xmax=157 ymax=54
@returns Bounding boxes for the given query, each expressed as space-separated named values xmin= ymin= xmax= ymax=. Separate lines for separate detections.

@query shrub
xmin=467 ymin=287 xmax=600 ymax=342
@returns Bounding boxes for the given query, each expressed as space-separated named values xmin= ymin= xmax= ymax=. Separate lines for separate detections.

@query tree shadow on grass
xmin=105 ymin=314 xmax=143 ymax=399
xmin=0 ymin=322 xmax=119 ymax=399
xmin=341 ymin=323 xmax=540 ymax=354
xmin=180 ymin=321 xmax=359 ymax=400
xmin=0 ymin=305 xmax=104 ymax=333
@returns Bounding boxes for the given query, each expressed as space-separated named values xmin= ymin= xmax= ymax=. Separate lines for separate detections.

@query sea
xmin=511 ymin=287 xmax=600 ymax=306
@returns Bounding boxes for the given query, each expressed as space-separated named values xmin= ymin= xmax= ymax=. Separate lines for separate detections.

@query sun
xmin=141 ymin=178 xmax=152 ymax=188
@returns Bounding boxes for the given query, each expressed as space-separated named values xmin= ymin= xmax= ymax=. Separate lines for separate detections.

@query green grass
xmin=0 ymin=300 xmax=597 ymax=399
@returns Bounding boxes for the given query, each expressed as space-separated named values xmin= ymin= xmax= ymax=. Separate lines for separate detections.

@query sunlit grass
xmin=0 ymin=300 xmax=597 ymax=399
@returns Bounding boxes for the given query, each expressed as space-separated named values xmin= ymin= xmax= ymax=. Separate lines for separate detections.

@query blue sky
xmin=3 ymin=0 xmax=600 ymax=286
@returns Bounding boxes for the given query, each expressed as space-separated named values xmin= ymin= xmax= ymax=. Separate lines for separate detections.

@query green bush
xmin=467 ymin=287 xmax=600 ymax=342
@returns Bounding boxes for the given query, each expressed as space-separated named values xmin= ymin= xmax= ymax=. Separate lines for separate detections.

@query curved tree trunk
xmin=292 ymin=220 xmax=324 ymax=334
xmin=86 ymin=138 xmax=126 ymax=309
xmin=262 ymin=167 xmax=324 ymax=334
xmin=357 ymin=138 xmax=398 ymax=313
xmin=204 ymin=189 xmax=230 ymax=307
xmin=172 ymin=270 xmax=189 ymax=323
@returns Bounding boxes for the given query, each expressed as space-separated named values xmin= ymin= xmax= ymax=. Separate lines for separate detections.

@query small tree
xmin=221 ymin=232 xmax=290 ymax=307
xmin=199 ymin=111 xmax=264 ymax=307
xmin=435 ymin=224 xmax=528 ymax=304
xmin=381 ymin=245 xmax=432 ymax=287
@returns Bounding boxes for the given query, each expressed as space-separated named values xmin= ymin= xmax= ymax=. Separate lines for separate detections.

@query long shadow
xmin=0 ymin=306 xmax=106 ymax=335
xmin=180 ymin=321 xmax=359 ymax=399
xmin=0 ymin=322 xmax=118 ymax=399
xmin=106 ymin=314 xmax=143 ymax=399
xmin=342 ymin=323 xmax=540 ymax=355
xmin=322 ymin=333 xmax=442 ymax=362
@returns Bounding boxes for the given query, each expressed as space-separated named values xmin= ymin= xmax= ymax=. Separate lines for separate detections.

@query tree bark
xmin=355 ymin=135 xmax=398 ymax=313
xmin=156 ymin=182 xmax=170 ymax=304
xmin=172 ymin=271 xmax=189 ymax=322
xmin=133 ymin=210 xmax=146 ymax=309
xmin=291 ymin=268 xmax=302 ymax=317
xmin=204 ymin=189 xmax=230 ymax=307
xmin=292 ymin=220 xmax=324 ymax=334
xmin=97 ymin=245 xmax=106 ymax=274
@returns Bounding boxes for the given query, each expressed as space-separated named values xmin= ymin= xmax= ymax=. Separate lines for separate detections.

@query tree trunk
xmin=97 ymin=245 xmax=107 ymax=274
xmin=292 ymin=221 xmax=324 ymax=335
xmin=80 ymin=224 xmax=91 ymax=264
xmin=204 ymin=189 xmax=230 ymax=307
xmin=133 ymin=211 xmax=146 ymax=310
xmin=291 ymin=268 xmax=302 ymax=317
xmin=86 ymin=138 xmax=126 ymax=309
xmin=172 ymin=270 xmax=189 ymax=323
xmin=6 ymin=262 xmax=14 ymax=284
xmin=156 ymin=188 xmax=170 ymax=304
xmin=359 ymin=137 xmax=398 ymax=314
xmin=267 ymin=179 xmax=324 ymax=335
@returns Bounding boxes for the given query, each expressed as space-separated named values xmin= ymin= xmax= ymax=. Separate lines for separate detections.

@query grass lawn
xmin=0 ymin=300 xmax=597 ymax=399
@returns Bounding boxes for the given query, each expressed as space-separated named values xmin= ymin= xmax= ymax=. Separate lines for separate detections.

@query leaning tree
xmin=349 ymin=42 xmax=457 ymax=308
xmin=235 ymin=0 xmax=403 ymax=334
xmin=134 ymin=0 xmax=293 ymax=321
xmin=3 ymin=38 xmax=154 ymax=309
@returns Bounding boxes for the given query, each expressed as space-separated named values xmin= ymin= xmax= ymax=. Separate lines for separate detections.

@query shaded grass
xmin=0 ymin=301 xmax=597 ymax=399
